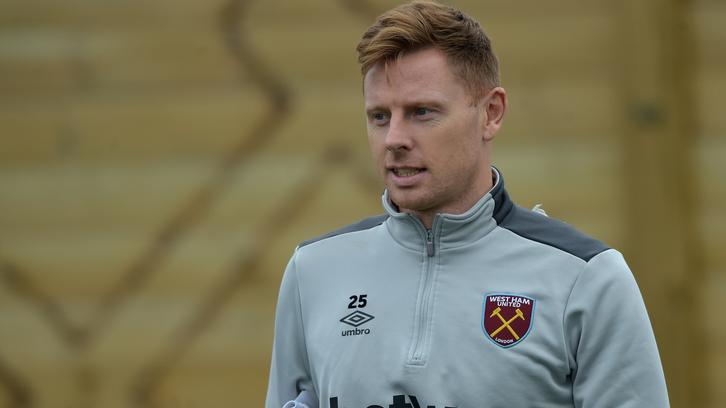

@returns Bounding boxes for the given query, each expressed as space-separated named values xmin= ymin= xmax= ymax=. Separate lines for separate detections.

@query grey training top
xmin=266 ymin=167 xmax=669 ymax=408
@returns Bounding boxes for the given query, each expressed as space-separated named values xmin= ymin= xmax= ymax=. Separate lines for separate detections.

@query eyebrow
xmin=365 ymin=99 xmax=445 ymax=114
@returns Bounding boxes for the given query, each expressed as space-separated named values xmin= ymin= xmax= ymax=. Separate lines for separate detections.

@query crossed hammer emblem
xmin=489 ymin=307 xmax=525 ymax=340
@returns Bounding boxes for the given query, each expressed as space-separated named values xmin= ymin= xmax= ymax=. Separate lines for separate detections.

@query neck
xmin=398 ymin=167 xmax=496 ymax=230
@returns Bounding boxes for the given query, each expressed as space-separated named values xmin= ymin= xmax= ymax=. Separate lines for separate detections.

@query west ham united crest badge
xmin=482 ymin=293 xmax=535 ymax=348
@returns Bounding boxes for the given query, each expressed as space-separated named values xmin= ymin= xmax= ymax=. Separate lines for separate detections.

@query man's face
xmin=364 ymin=47 xmax=497 ymax=224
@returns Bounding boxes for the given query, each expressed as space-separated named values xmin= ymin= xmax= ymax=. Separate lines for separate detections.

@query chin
xmin=388 ymin=190 xmax=429 ymax=212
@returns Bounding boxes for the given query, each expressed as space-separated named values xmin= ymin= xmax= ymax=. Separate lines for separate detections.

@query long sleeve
xmin=266 ymin=249 xmax=316 ymax=408
xmin=564 ymin=249 xmax=669 ymax=407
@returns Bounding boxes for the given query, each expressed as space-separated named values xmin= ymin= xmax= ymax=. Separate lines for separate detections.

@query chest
xmin=296 ymin=247 xmax=580 ymax=407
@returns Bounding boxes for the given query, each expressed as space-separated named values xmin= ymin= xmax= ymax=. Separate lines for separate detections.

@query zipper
xmin=408 ymin=216 xmax=440 ymax=365
xmin=426 ymin=229 xmax=435 ymax=257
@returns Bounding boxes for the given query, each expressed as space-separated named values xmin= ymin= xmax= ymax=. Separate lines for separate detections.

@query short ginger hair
xmin=357 ymin=1 xmax=499 ymax=100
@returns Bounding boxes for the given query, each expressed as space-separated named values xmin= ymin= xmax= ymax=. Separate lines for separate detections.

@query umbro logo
xmin=340 ymin=311 xmax=374 ymax=327
xmin=341 ymin=294 xmax=374 ymax=337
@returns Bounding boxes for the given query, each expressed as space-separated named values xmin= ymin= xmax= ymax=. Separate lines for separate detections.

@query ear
xmin=481 ymin=87 xmax=507 ymax=142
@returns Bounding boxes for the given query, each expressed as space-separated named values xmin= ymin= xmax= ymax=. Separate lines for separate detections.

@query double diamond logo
xmin=340 ymin=311 xmax=375 ymax=327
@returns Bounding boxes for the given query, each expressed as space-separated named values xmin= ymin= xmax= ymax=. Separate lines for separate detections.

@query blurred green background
xmin=0 ymin=0 xmax=724 ymax=407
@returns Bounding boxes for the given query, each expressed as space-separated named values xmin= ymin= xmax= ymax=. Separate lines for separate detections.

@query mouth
xmin=392 ymin=168 xmax=424 ymax=177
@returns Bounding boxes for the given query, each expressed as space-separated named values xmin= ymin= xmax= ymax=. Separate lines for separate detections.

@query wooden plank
xmin=0 ymin=0 xmax=227 ymax=28
xmin=0 ymin=0 xmax=622 ymax=93
xmin=694 ymin=0 xmax=726 ymax=65
xmin=696 ymin=136 xmax=726 ymax=202
xmin=702 ymin=274 xmax=726 ymax=408
xmin=5 ymin=0 xmax=701 ymax=98
xmin=144 ymin=362 xmax=270 ymax=408
xmin=496 ymin=140 xmax=625 ymax=247
xmin=247 ymin=11 xmax=617 ymax=84
xmin=697 ymin=137 xmax=726 ymax=271
xmin=0 ymin=159 xmax=217 ymax=230
xmin=0 ymin=300 xmax=71 ymax=371
xmin=0 ymin=88 xmax=268 ymax=162
xmin=0 ymin=151 xmax=329 ymax=234
xmin=0 ymin=0 xmax=615 ymax=29
xmin=500 ymin=79 xmax=618 ymax=140
xmin=0 ymin=28 xmax=250 ymax=95
xmin=0 ymin=151 xmax=315 ymax=299
xmin=700 ymin=208 xmax=726 ymax=270
xmin=697 ymin=70 xmax=726 ymax=131
xmin=614 ymin=0 xmax=706 ymax=406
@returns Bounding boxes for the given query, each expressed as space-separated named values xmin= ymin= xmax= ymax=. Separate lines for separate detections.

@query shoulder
xmin=497 ymin=204 xmax=610 ymax=262
xmin=298 ymin=214 xmax=389 ymax=249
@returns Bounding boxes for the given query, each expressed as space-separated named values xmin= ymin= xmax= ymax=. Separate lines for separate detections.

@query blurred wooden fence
xmin=0 ymin=0 xmax=724 ymax=407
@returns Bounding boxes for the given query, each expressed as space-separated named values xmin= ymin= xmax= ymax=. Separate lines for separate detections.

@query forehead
xmin=363 ymin=48 xmax=467 ymax=107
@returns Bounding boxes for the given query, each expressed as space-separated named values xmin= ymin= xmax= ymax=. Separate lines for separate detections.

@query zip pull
xmin=426 ymin=229 xmax=435 ymax=257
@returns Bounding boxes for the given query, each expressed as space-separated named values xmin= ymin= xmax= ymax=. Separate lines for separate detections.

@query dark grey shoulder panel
xmin=498 ymin=204 xmax=610 ymax=262
xmin=299 ymin=214 xmax=389 ymax=248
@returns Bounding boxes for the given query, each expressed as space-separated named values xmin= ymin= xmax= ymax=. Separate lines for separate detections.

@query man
xmin=266 ymin=2 xmax=669 ymax=407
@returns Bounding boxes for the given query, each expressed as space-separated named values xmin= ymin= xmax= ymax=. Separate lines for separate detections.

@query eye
xmin=415 ymin=108 xmax=430 ymax=116
xmin=375 ymin=113 xmax=386 ymax=121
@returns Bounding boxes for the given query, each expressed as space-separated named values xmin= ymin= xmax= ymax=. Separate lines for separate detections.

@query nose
xmin=385 ymin=116 xmax=413 ymax=152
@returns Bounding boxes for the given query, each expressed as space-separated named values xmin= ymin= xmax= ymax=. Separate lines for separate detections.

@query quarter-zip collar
xmin=382 ymin=167 xmax=506 ymax=255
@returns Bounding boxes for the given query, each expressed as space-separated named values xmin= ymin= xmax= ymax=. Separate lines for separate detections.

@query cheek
xmin=452 ymin=117 xmax=482 ymax=150
xmin=367 ymin=133 xmax=386 ymax=161
xmin=435 ymin=126 xmax=480 ymax=164
xmin=367 ymin=133 xmax=377 ymax=150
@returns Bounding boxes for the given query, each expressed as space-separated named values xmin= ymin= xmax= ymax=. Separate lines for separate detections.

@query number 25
xmin=348 ymin=294 xmax=367 ymax=309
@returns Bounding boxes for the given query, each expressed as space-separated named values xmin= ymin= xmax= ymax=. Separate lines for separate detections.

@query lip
xmin=388 ymin=167 xmax=426 ymax=187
